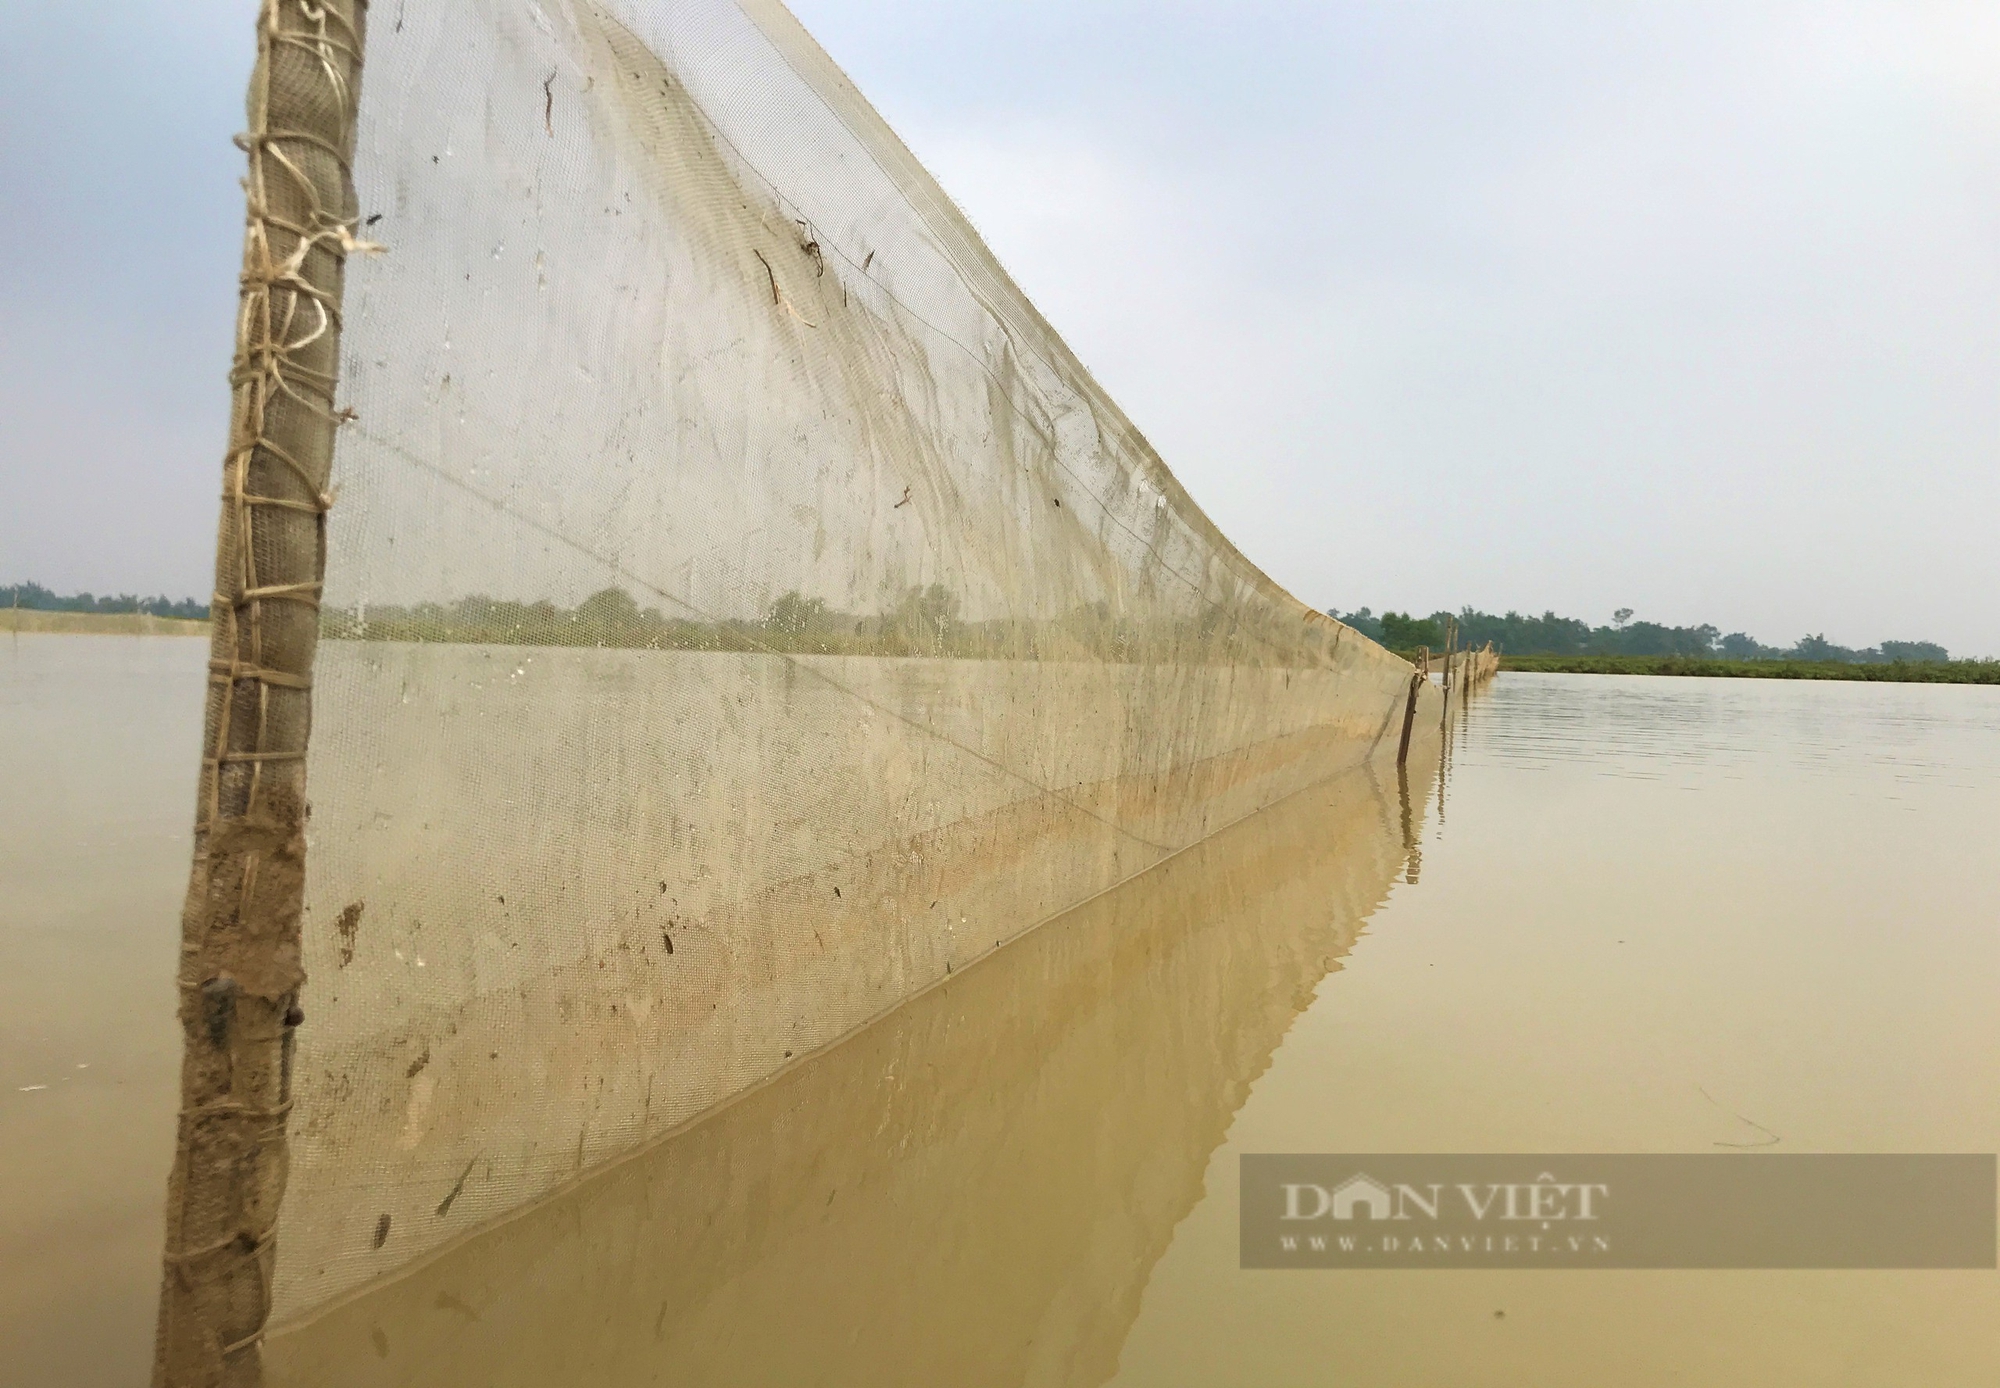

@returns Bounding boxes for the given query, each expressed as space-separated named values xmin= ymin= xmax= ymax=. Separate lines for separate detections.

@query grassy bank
xmin=1498 ymin=653 xmax=2000 ymax=684
xmin=1 ymin=608 xmax=209 ymax=637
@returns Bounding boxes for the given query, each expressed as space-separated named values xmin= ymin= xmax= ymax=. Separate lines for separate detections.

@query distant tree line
xmin=8 ymin=576 xmax=1959 ymax=667
xmin=3 ymin=580 xmax=209 ymax=621
xmin=1332 ymin=605 xmax=1952 ymax=665
xmin=321 ymin=586 xmax=975 ymax=655
xmin=322 ymin=585 xmax=1336 ymax=666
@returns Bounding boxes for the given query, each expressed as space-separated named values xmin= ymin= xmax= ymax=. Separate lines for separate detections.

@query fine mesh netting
xmin=266 ymin=0 xmax=1432 ymax=1321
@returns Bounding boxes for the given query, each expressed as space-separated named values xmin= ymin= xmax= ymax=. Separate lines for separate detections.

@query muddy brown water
xmin=4 ymin=636 xmax=1997 ymax=1385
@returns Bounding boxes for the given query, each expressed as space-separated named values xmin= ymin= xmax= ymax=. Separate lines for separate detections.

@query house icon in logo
xmin=1330 ymin=1173 xmax=1395 ymax=1221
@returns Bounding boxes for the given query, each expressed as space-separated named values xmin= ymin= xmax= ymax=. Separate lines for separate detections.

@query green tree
xmin=576 ymin=587 xmax=642 ymax=635
xmin=765 ymin=591 xmax=831 ymax=637
xmin=891 ymin=583 xmax=961 ymax=649
xmin=1791 ymin=633 xmax=1844 ymax=662
xmin=1879 ymin=640 xmax=1948 ymax=663
xmin=1379 ymin=611 xmax=1443 ymax=650
xmin=1718 ymin=631 xmax=1777 ymax=659
xmin=1333 ymin=607 xmax=1385 ymax=642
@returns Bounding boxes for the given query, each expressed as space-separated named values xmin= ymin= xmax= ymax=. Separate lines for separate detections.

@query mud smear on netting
xmin=271 ymin=639 xmax=1435 ymax=1312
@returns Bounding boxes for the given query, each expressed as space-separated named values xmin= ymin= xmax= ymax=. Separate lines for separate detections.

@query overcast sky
xmin=4 ymin=2 xmax=1996 ymax=653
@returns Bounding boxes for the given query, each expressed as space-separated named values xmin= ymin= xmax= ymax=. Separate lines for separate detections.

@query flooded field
xmin=4 ymin=638 xmax=1998 ymax=1385
xmin=1108 ymin=674 xmax=2000 ymax=1387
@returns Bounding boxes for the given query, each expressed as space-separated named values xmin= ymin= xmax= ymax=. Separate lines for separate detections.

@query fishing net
xmin=159 ymin=0 xmax=1431 ymax=1369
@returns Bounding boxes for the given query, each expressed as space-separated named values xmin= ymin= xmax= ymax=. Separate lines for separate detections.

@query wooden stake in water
xmin=1439 ymin=616 xmax=1457 ymax=727
xmin=1396 ymin=645 xmax=1428 ymax=767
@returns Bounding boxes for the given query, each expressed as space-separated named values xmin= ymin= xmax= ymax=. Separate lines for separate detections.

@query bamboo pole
xmin=1396 ymin=645 xmax=1427 ymax=767
xmin=1439 ymin=615 xmax=1456 ymax=726
xmin=153 ymin=4 xmax=370 ymax=1385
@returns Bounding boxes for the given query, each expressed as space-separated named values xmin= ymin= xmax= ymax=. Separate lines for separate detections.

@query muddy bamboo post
xmin=1396 ymin=645 xmax=1428 ymax=767
xmin=153 ymin=4 xmax=370 ymax=1386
